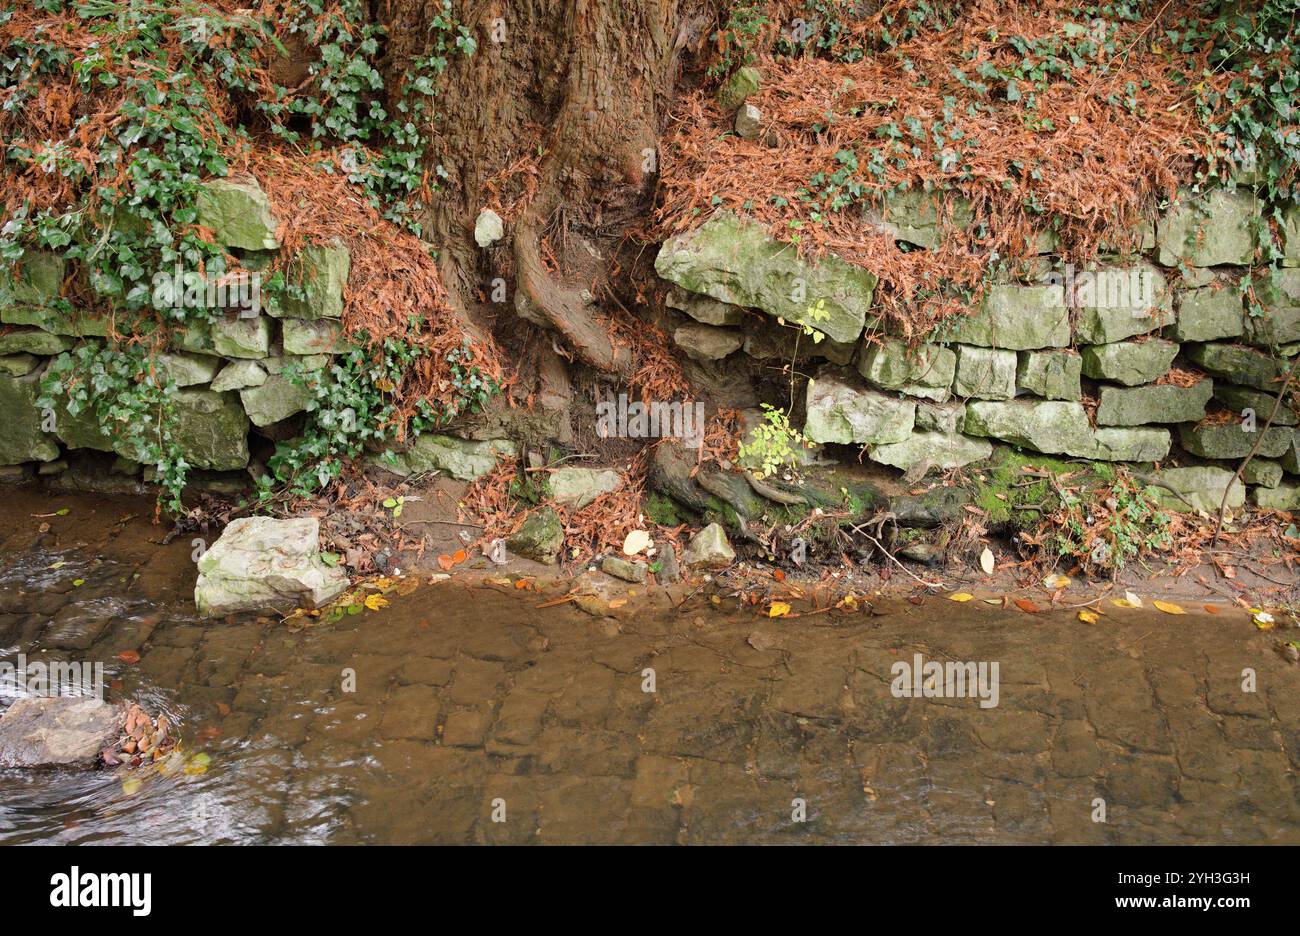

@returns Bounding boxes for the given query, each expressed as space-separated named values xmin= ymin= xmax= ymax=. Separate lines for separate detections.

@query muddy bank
xmin=1 ymin=488 xmax=1298 ymax=844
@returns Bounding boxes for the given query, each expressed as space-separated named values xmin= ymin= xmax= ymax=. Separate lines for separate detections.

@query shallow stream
xmin=1 ymin=488 xmax=1297 ymax=844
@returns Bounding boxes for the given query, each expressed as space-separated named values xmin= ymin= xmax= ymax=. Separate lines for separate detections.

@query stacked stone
xmin=1150 ymin=187 xmax=1300 ymax=510
xmin=0 ymin=177 xmax=348 ymax=475
xmin=1174 ymin=272 xmax=1300 ymax=510
xmin=655 ymin=185 xmax=1300 ymax=511
xmin=809 ymin=281 xmax=1173 ymax=470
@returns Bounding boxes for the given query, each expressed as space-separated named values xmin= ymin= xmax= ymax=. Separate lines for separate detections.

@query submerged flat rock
xmin=0 ymin=696 xmax=123 ymax=768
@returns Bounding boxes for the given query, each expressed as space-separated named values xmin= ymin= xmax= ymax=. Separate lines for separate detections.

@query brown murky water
xmin=1 ymin=488 xmax=1298 ymax=844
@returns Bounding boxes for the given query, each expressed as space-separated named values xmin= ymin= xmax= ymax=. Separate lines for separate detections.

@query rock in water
xmin=0 ymin=697 xmax=123 ymax=768
xmin=195 ymin=516 xmax=348 ymax=616
xmin=656 ymin=545 xmax=682 ymax=583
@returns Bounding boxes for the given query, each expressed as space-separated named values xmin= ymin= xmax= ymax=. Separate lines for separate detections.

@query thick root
xmin=513 ymin=219 xmax=633 ymax=376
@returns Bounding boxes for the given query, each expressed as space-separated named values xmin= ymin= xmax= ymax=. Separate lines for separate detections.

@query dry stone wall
xmin=3 ymin=174 xmax=1299 ymax=521
xmin=0 ymin=177 xmax=344 ymax=480
xmin=657 ymin=191 xmax=1300 ymax=512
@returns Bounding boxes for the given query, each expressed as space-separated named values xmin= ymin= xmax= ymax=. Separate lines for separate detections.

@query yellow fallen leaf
xmin=983 ymin=598 xmax=1002 ymax=605
xmin=363 ymin=593 xmax=389 ymax=612
xmin=948 ymin=592 xmax=975 ymax=602
xmin=372 ymin=577 xmax=394 ymax=590
xmin=1078 ymin=609 xmax=1100 ymax=624
xmin=1251 ymin=608 xmax=1275 ymax=629
xmin=154 ymin=751 xmax=185 ymax=778
xmin=1153 ymin=600 xmax=1186 ymax=615
xmin=1112 ymin=599 xmax=1137 ymax=609
xmin=1044 ymin=574 xmax=1071 ymax=590
xmin=607 ymin=598 xmax=627 ymax=609
xmin=768 ymin=602 xmax=791 ymax=619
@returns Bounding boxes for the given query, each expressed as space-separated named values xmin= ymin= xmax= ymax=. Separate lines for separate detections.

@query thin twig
xmin=674 ymin=581 xmax=708 ymax=611
xmin=849 ymin=522 xmax=945 ymax=590
xmin=536 ymin=594 xmax=579 ymax=609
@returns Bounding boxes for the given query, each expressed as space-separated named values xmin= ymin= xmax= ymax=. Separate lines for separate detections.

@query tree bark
xmin=378 ymin=0 xmax=706 ymax=373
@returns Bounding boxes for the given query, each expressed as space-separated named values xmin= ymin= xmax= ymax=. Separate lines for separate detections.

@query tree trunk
xmin=378 ymin=0 xmax=708 ymax=373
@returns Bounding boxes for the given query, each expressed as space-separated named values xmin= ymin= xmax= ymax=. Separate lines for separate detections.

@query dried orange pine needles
xmin=460 ymin=409 xmax=744 ymax=565
xmin=656 ymin=0 xmax=1224 ymax=337
xmin=1 ymin=1 xmax=262 ymax=218
xmin=246 ymin=149 xmax=504 ymax=435
xmin=459 ymin=455 xmax=655 ymax=564
xmin=1 ymin=1 xmax=503 ymax=439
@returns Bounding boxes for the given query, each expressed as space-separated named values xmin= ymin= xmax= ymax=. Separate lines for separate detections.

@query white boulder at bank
xmin=683 ymin=522 xmax=735 ymax=568
xmin=195 ymin=516 xmax=347 ymax=616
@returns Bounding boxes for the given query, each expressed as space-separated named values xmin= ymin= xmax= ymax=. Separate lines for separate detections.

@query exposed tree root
xmin=513 ymin=215 xmax=633 ymax=376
